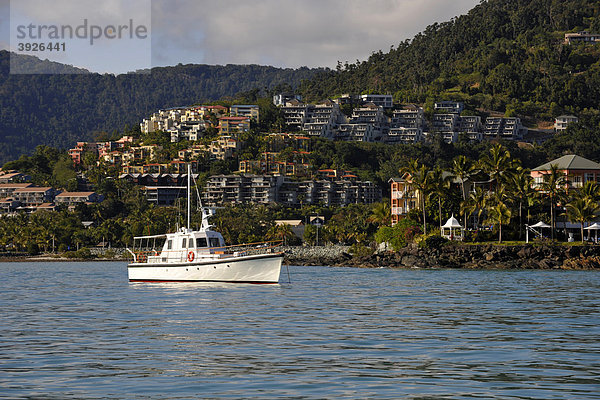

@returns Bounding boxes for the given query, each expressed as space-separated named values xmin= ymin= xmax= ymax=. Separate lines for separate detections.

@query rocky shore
xmin=283 ymin=244 xmax=600 ymax=270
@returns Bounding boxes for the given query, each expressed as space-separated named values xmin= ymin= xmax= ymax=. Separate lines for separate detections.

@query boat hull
xmin=127 ymin=253 xmax=283 ymax=283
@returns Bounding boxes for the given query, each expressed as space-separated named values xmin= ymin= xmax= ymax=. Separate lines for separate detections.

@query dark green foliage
xmin=0 ymin=51 xmax=322 ymax=164
xmin=543 ymin=111 xmax=600 ymax=160
xmin=348 ymin=243 xmax=375 ymax=257
xmin=299 ymin=0 xmax=600 ymax=120
xmin=418 ymin=233 xmax=449 ymax=249
xmin=209 ymin=204 xmax=275 ymax=244
xmin=374 ymin=218 xmax=422 ymax=251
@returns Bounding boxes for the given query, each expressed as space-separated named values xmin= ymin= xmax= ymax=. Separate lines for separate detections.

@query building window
xmin=572 ymin=175 xmax=582 ymax=187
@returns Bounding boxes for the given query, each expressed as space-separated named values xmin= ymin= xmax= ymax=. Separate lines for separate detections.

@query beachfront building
xmin=531 ymin=155 xmax=600 ymax=191
xmin=389 ymin=174 xmax=419 ymax=225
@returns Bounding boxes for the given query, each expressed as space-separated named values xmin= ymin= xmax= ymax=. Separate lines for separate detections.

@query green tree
xmin=566 ymin=197 xmax=598 ymax=243
xmin=539 ymin=164 xmax=567 ymax=240
xmin=404 ymin=160 xmax=432 ymax=236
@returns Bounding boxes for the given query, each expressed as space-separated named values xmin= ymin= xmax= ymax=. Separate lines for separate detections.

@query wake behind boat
xmin=126 ymin=165 xmax=283 ymax=283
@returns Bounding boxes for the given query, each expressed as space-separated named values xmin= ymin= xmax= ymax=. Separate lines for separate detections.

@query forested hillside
xmin=0 ymin=51 xmax=322 ymax=164
xmin=299 ymin=0 xmax=600 ymax=117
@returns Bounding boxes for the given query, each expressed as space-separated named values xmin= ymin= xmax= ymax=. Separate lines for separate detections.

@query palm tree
xmin=566 ymin=197 xmax=598 ymax=243
xmin=479 ymin=144 xmax=516 ymax=187
xmin=452 ymin=155 xmax=473 ymax=227
xmin=368 ymin=201 xmax=391 ymax=227
xmin=578 ymin=181 xmax=600 ymax=203
xmin=485 ymin=187 xmax=512 ymax=243
xmin=461 ymin=186 xmax=487 ymax=230
xmin=508 ymin=167 xmax=535 ymax=239
xmin=539 ymin=164 xmax=567 ymax=240
xmin=404 ymin=162 xmax=432 ymax=236
xmin=430 ymin=166 xmax=451 ymax=231
xmin=266 ymin=223 xmax=295 ymax=246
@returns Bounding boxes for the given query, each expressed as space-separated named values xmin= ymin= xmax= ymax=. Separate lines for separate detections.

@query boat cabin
xmin=133 ymin=228 xmax=226 ymax=264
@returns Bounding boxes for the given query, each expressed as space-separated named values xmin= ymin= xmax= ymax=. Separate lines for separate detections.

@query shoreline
xmin=3 ymin=244 xmax=600 ymax=270
xmin=283 ymin=243 xmax=600 ymax=270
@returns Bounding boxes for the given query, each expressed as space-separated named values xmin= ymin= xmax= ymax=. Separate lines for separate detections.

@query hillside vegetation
xmin=299 ymin=0 xmax=600 ymax=119
xmin=0 ymin=52 xmax=321 ymax=164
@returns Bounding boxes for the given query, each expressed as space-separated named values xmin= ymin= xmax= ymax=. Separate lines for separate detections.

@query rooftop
xmin=533 ymin=155 xmax=600 ymax=171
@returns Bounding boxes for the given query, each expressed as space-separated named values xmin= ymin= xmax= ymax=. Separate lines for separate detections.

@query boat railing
xmin=128 ymin=240 xmax=283 ymax=264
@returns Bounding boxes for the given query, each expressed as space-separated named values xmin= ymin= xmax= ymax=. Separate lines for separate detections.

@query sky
xmin=0 ymin=0 xmax=481 ymax=74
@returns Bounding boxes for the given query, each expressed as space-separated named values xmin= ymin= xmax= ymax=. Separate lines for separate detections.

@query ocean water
xmin=1 ymin=262 xmax=599 ymax=399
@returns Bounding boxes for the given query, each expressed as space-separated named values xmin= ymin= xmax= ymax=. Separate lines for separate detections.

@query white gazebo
xmin=584 ymin=222 xmax=600 ymax=242
xmin=526 ymin=221 xmax=551 ymax=243
xmin=441 ymin=214 xmax=463 ymax=241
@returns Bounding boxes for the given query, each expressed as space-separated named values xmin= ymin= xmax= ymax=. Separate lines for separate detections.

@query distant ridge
xmin=9 ymin=53 xmax=90 ymax=74
xmin=0 ymin=50 xmax=323 ymax=164
xmin=299 ymin=0 xmax=600 ymax=117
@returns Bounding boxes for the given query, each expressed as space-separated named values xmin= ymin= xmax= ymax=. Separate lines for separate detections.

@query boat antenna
xmin=187 ymin=163 xmax=191 ymax=230
xmin=191 ymin=166 xmax=211 ymax=230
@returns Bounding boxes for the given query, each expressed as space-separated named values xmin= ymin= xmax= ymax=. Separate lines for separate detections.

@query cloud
xmin=0 ymin=0 xmax=8 ymax=50
xmin=151 ymin=0 xmax=480 ymax=68
xmin=3 ymin=0 xmax=481 ymax=72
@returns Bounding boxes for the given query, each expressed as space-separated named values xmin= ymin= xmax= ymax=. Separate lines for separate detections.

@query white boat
xmin=126 ymin=166 xmax=283 ymax=284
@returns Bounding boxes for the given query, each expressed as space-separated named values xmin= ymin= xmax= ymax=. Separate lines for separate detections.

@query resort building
xmin=202 ymin=174 xmax=380 ymax=207
xmin=218 ymin=116 xmax=251 ymax=136
xmin=359 ymin=94 xmax=393 ymax=109
xmin=230 ymin=105 xmax=260 ymax=123
xmin=386 ymin=106 xmax=425 ymax=144
xmin=564 ymin=32 xmax=600 ymax=45
xmin=54 ymin=192 xmax=104 ymax=207
xmin=434 ymin=101 xmax=464 ymax=114
xmin=457 ymin=116 xmax=483 ymax=141
xmin=483 ymin=117 xmax=526 ymax=140
xmin=11 ymin=187 xmax=59 ymax=206
xmin=554 ymin=115 xmax=579 ymax=132
xmin=273 ymin=93 xmax=302 ymax=107
xmin=69 ymin=142 xmax=98 ymax=166
xmin=389 ymin=175 xmax=419 ymax=225
xmin=531 ymin=155 xmax=600 ymax=191
xmin=0 ymin=171 xmax=31 ymax=184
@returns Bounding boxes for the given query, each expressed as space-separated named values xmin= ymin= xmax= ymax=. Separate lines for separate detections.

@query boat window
xmin=167 ymin=240 xmax=172 ymax=250
xmin=182 ymin=238 xmax=187 ymax=248
xmin=209 ymin=238 xmax=220 ymax=248
xmin=196 ymin=238 xmax=207 ymax=247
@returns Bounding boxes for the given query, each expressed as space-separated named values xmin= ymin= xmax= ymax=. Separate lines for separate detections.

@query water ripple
xmin=1 ymin=263 xmax=599 ymax=399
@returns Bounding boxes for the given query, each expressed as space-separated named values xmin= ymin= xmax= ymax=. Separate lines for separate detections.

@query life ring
xmin=187 ymin=251 xmax=195 ymax=262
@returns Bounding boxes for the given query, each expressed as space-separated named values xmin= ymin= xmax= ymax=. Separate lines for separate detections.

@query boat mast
xmin=187 ymin=163 xmax=191 ymax=230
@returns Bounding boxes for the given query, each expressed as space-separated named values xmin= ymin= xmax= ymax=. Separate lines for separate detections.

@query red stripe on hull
xmin=129 ymin=279 xmax=279 ymax=284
